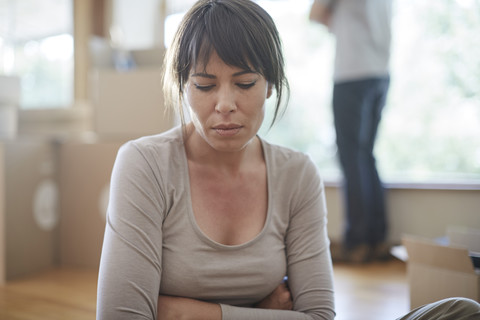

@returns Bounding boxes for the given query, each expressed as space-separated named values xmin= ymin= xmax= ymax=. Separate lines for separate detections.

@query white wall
xmin=325 ymin=186 xmax=480 ymax=244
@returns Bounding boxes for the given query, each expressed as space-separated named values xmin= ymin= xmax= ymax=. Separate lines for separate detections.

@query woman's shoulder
xmin=130 ymin=126 xmax=182 ymax=148
xmin=120 ymin=126 xmax=183 ymax=155
xmin=113 ymin=126 xmax=185 ymax=171
xmin=261 ymin=138 xmax=324 ymax=203
xmin=261 ymin=138 xmax=315 ymax=169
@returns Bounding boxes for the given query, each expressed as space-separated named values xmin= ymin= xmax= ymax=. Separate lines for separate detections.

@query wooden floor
xmin=0 ymin=260 xmax=408 ymax=320
xmin=0 ymin=268 xmax=97 ymax=320
xmin=333 ymin=260 xmax=409 ymax=320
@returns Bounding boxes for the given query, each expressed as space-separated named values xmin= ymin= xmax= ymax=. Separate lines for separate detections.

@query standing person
xmin=310 ymin=0 xmax=393 ymax=263
xmin=97 ymin=0 xmax=336 ymax=319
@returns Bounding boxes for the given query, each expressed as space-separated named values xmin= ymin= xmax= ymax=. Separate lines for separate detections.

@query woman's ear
xmin=267 ymin=83 xmax=274 ymax=98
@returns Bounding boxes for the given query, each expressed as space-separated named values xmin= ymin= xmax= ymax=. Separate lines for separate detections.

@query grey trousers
xmin=397 ymin=298 xmax=480 ymax=320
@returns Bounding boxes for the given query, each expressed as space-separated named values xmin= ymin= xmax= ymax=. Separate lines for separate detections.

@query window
xmin=110 ymin=0 xmax=164 ymax=50
xmin=258 ymin=0 xmax=480 ymax=184
xmin=257 ymin=0 xmax=338 ymax=179
xmin=379 ymin=0 xmax=480 ymax=183
xmin=162 ymin=0 xmax=480 ymax=184
xmin=0 ymin=0 xmax=73 ymax=109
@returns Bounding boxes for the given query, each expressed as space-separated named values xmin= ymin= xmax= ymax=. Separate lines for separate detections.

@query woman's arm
xmin=282 ymin=157 xmax=335 ymax=319
xmin=157 ymin=282 xmax=292 ymax=320
xmin=97 ymin=142 xmax=165 ymax=319
xmin=157 ymin=296 xmax=222 ymax=320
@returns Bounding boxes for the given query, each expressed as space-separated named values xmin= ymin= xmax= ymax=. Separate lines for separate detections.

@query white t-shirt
xmin=97 ymin=126 xmax=335 ymax=320
xmin=319 ymin=0 xmax=392 ymax=82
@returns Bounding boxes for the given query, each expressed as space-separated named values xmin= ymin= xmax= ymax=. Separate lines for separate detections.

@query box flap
xmin=403 ymin=235 xmax=475 ymax=274
xmin=447 ymin=226 xmax=480 ymax=253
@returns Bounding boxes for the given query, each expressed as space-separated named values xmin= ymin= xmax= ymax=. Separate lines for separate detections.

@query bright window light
xmin=0 ymin=0 xmax=73 ymax=109
xmin=163 ymin=0 xmax=480 ymax=183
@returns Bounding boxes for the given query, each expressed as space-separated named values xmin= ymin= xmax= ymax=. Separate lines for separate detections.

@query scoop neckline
xmin=181 ymin=137 xmax=273 ymax=250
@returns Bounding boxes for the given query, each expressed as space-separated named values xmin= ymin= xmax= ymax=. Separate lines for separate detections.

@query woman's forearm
xmin=157 ymin=283 xmax=292 ymax=320
xmin=157 ymin=295 xmax=222 ymax=320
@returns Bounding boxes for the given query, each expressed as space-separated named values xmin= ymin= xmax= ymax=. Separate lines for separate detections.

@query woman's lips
xmin=213 ymin=125 xmax=242 ymax=136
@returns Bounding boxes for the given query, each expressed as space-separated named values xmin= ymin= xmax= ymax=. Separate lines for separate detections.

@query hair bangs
xmin=207 ymin=8 xmax=259 ymax=73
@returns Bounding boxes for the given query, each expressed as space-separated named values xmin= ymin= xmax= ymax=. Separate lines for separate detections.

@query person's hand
xmin=157 ymin=295 xmax=221 ymax=320
xmin=255 ymin=283 xmax=293 ymax=310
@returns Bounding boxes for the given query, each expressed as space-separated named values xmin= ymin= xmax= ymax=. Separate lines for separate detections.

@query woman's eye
xmin=194 ymin=84 xmax=214 ymax=91
xmin=237 ymin=81 xmax=256 ymax=89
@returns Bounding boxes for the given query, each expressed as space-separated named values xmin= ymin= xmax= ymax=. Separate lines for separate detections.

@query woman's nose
xmin=215 ymin=87 xmax=237 ymax=114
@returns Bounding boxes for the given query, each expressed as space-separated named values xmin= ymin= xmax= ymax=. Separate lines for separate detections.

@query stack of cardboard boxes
xmin=0 ymin=60 xmax=175 ymax=282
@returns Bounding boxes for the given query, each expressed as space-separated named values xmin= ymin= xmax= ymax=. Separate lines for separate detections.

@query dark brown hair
xmin=163 ymin=0 xmax=289 ymax=128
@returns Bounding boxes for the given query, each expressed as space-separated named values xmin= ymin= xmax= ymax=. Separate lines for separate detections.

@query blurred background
xmin=0 ymin=0 xmax=479 ymax=282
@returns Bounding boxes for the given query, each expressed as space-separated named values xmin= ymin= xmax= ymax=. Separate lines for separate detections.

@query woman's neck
xmin=184 ymin=124 xmax=263 ymax=176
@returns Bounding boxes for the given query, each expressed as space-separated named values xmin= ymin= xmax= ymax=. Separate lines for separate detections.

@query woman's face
xmin=185 ymin=51 xmax=273 ymax=153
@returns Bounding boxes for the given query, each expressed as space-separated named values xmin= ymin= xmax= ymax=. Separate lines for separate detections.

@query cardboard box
xmin=90 ymin=67 xmax=176 ymax=140
xmin=0 ymin=139 xmax=59 ymax=283
xmin=403 ymin=228 xmax=480 ymax=309
xmin=58 ymin=140 xmax=124 ymax=269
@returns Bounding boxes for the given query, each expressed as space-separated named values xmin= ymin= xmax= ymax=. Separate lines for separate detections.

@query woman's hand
xmin=255 ymin=283 xmax=293 ymax=310
xmin=157 ymin=295 xmax=221 ymax=320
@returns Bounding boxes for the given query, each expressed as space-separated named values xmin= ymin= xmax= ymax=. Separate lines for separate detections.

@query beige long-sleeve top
xmin=96 ymin=126 xmax=335 ymax=320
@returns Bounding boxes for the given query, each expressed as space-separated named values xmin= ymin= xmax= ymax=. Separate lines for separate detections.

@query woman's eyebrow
xmin=191 ymin=72 xmax=216 ymax=79
xmin=233 ymin=70 xmax=257 ymax=77
xmin=191 ymin=72 xmax=217 ymax=79
xmin=190 ymin=70 xmax=257 ymax=79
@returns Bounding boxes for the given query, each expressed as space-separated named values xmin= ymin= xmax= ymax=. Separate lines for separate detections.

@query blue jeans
xmin=332 ymin=76 xmax=390 ymax=249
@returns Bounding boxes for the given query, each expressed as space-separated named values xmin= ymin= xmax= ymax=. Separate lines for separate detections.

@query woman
xmin=97 ymin=0 xmax=480 ymax=319
xmin=97 ymin=0 xmax=335 ymax=319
